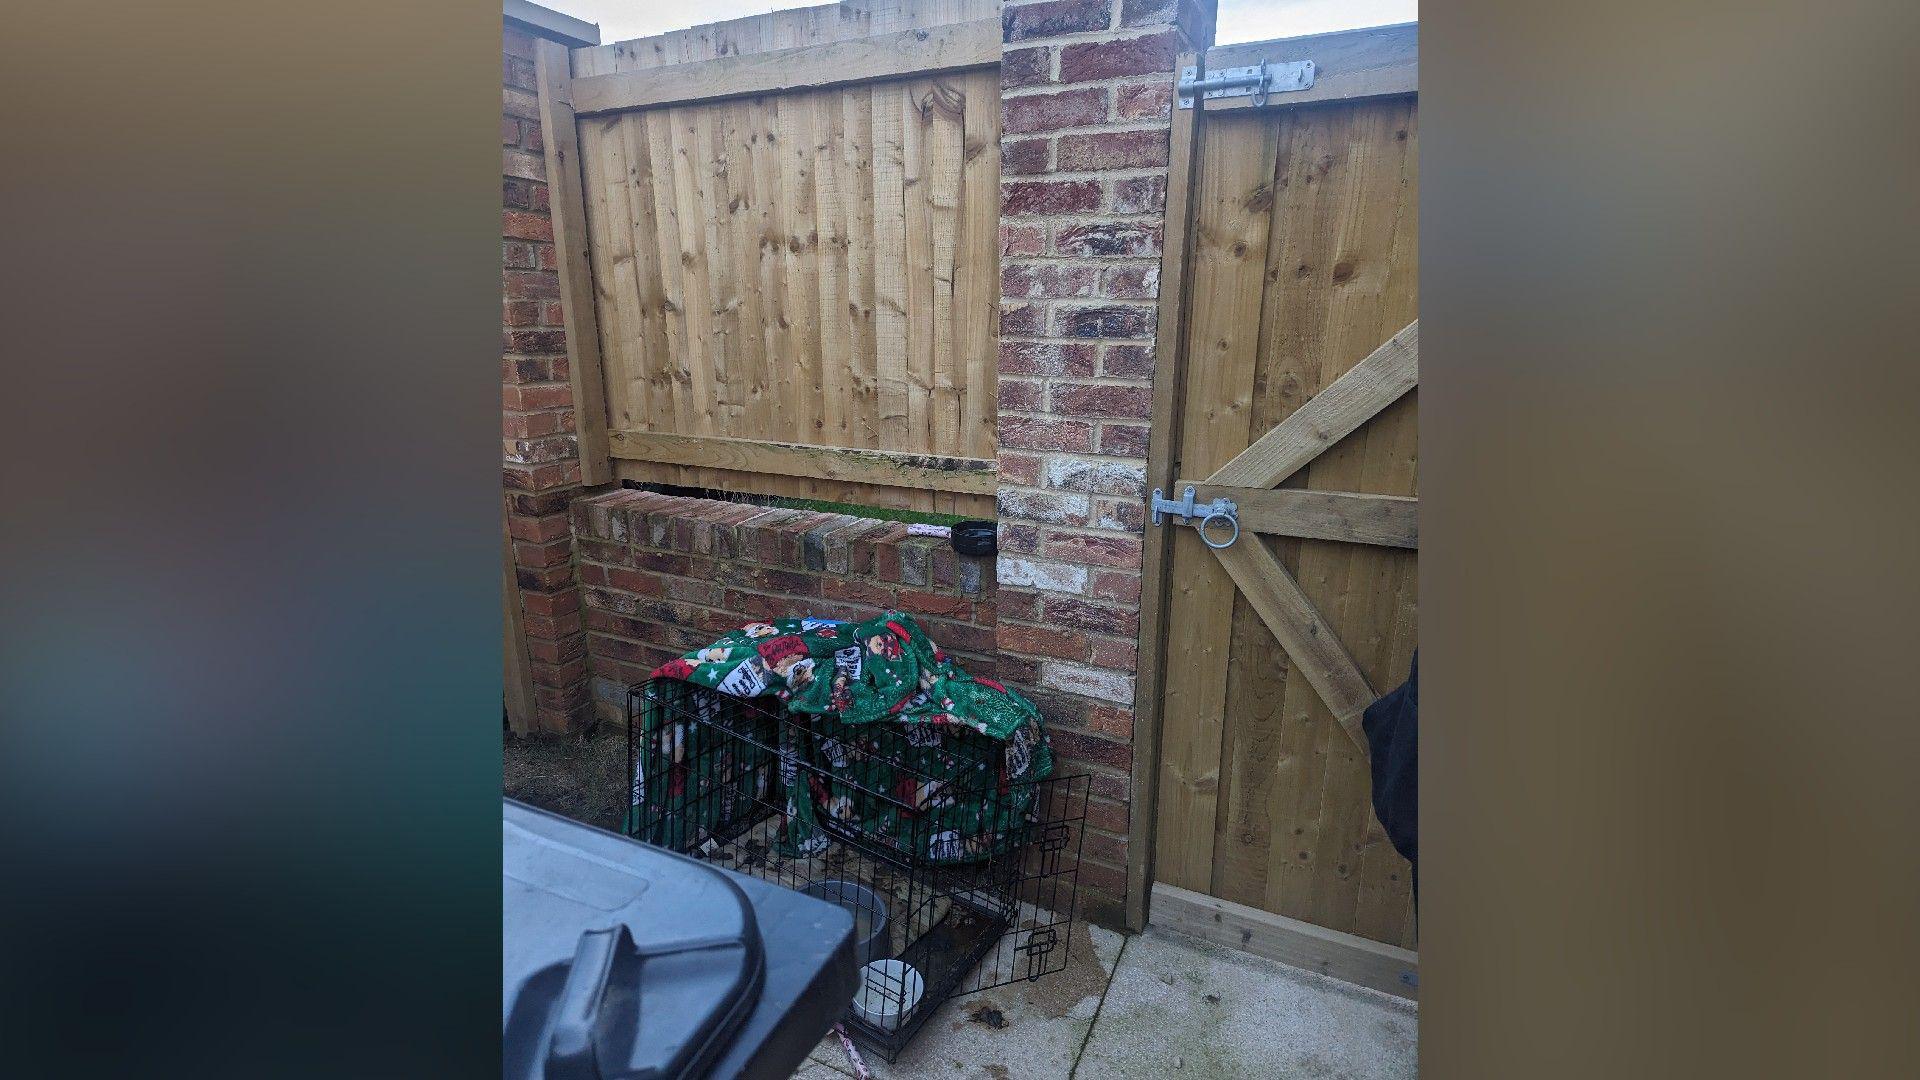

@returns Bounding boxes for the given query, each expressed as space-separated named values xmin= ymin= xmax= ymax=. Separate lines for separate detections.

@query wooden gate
xmin=1133 ymin=24 xmax=1420 ymax=986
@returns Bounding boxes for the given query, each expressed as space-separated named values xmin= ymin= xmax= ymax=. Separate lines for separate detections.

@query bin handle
xmin=546 ymin=924 xmax=752 ymax=1079
xmin=546 ymin=925 xmax=631 ymax=1080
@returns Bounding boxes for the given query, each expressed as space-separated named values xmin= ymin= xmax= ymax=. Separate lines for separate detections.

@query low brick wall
xmin=571 ymin=489 xmax=998 ymax=724
xmin=569 ymin=486 xmax=1133 ymax=925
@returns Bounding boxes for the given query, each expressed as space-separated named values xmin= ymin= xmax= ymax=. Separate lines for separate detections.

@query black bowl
xmin=950 ymin=520 xmax=996 ymax=557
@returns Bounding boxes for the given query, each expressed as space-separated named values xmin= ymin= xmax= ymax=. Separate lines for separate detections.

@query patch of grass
xmin=773 ymin=496 xmax=971 ymax=527
xmin=503 ymin=724 xmax=629 ymax=833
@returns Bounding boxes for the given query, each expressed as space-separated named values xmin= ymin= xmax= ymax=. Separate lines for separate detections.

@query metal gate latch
xmin=1177 ymin=59 xmax=1315 ymax=109
xmin=1150 ymin=486 xmax=1240 ymax=549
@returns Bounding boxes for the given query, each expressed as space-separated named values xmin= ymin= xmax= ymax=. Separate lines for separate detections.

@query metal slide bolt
xmin=1149 ymin=486 xmax=1240 ymax=549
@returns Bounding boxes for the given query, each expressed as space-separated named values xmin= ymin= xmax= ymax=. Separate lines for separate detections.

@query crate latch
xmin=1018 ymin=926 xmax=1059 ymax=981
xmin=1178 ymin=59 xmax=1315 ymax=109
xmin=1150 ymin=486 xmax=1239 ymax=549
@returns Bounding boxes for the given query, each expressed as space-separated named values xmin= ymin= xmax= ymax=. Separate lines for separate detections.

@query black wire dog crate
xmin=625 ymin=678 xmax=1088 ymax=1061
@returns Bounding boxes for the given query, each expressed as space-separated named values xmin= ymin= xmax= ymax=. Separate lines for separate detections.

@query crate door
xmin=1149 ymin=81 xmax=1419 ymax=949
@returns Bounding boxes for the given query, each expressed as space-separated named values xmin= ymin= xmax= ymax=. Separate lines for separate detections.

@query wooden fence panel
xmin=567 ymin=3 xmax=1000 ymax=514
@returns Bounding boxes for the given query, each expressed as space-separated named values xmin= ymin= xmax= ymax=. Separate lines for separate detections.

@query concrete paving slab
xmin=1075 ymin=926 xmax=1417 ymax=1080
xmin=805 ymin=919 xmax=1126 ymax=1080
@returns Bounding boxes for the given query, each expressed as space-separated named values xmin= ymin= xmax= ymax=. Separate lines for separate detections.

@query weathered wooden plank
xmin=1230 ymin=104 xmax=1373 ymax=921
xmin=570 ymin=0 xmax=1002 ymax=75
xmin=840 ymin=89 xmax=880 ymax=451
xmin=534 ymin=40 xmax=612 ymax=486
xmin=924 ymin=79 xmax=964 ymax=457
xmin=870 ymin=83 xmax=911 ymax=449
xmin=1127 ymin=49 xmax=1206 ymax=933
xmin=1204 ymin=321 xmax=1418 ymax=489
xmin=576 ymin=116 xmax=636 ymax=429
xmin=503 ymin=524 xmax=536 ymax=734
xmin=1254 ymin=98 xmax=1419 ymax=938
xmin=1207 ymin=115 xmax=1309 ymax=911
xmin=956 ymin=69 xmax=997 ymax=457
xmin=1209 ymin=536 xmax=1378 ymax=750
xmin=612 ymin=115 xmax=669 ymax=433
xmin=782 ymin=95 xmax=827 ymax=477
xmin=744 ymin=93 xmax=783 ymax=445
xmin=1209 ymin=587 xmax=1292 ymax=909
xmin=1154 ymin=110 xmax=1282 ymax=894
xmin=665 ymin=105 xmax=719 ymax=441
xmin=812 ymin=91 xmax=850 ymax=446
xmin=607 ymin=429 xmax=996 ymax=494
xmin=1203 ymin=22 xmax=1416 ymax=113
xmin=1177 ymin=485 xmax=1418 ymax=548
xmin=1351 ymin=549 xmax=1421 ymax=942
xmin=708 ymin=100 xmax=754 ymax=431
xmin=638 ymin=110 xmax=691 ymax=437
xmin=572 ymin=19 xmax=1002 ymax=115
xmin=901 ymin=80 xmax=936 ymax=452
xmin=1150 ymin=883 xmax=1418 ymax=1001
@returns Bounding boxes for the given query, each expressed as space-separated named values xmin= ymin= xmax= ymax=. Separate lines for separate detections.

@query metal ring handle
xmin=1198 ymin=510 xmax=1239 ymax=549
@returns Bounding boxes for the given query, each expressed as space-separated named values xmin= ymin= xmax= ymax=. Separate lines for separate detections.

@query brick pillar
xmin=504 ymin=24 xmax=589 ymax=732
xmin=994 ymin=0 xmax=1211 ymax=926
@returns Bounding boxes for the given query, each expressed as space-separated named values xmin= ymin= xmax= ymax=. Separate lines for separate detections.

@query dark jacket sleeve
xmin=1361 ymin=652 xmax=1417 ymax=878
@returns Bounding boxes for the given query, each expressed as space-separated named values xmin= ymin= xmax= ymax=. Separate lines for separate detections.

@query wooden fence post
xmin=534 ymin=38 xmax=612 ymax=486
xmin=503 ymin=521 xmax=537 ymax=734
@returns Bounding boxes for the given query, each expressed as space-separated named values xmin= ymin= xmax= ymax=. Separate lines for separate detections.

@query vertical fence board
xmin=756 ymin=94 xmax=789 ymax=445
xmin=842 ymin=88 xmax=880 ymax=453
xmin=639 ymin=111 xmax=689 ymax=437
xmin=665 ymin=106 xmax=716 ymax=440
xmin=586 ymin=115 xmax=645 ymax=431
xmin=1153 ymin=115 xmax=1283 ymax=894
xmin=814 ymin=92 xmax=850 ymax=446
xmin=782 ymin=96 xmax=825 ymax=447
xmin=957 ymin=67 xmax=998 ymax=456
xmin=901 ymin=79 xmax=936 ymax=455
xmin=869 ymin=82 xmax=911 ymax=452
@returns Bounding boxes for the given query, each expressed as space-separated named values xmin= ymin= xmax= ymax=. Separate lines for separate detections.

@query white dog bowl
xmin=852 ymin=959 xmax=924 ymax=1032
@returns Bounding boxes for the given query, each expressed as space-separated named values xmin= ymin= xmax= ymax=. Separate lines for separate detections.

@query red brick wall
xmin=503 ymin=25 xmax=588 ymax=732
xmin=993 ymin=0 xmax=1208 ymax=925
xmin=519 ymin=2 xmax=1209 ymax=926
xmin=572 ymin=490 xmax=998 ymax=725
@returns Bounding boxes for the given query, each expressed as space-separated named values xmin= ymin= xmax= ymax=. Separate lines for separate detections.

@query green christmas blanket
xmin=630 ymin=612 xmax=1052 ymax=865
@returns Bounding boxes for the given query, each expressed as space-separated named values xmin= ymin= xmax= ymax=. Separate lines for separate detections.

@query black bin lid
xmin=504 ymin=800 xmax=766 ymax=1080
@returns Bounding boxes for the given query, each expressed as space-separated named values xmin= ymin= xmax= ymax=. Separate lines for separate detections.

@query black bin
xmin=504 ymin=800 xmax=858 ymax=1079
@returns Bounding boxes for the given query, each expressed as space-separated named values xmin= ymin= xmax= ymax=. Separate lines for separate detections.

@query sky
xmin=544 ymin=0 xmax=1417 ymax=48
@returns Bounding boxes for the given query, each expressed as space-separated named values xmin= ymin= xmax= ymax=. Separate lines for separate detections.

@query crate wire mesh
xmin=625 ymin=678 xmax=1088 ymax=1061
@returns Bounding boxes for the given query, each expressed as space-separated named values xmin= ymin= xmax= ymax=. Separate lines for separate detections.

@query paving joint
xmin=1066 ymin=931 xmax=1131 ymax=1079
